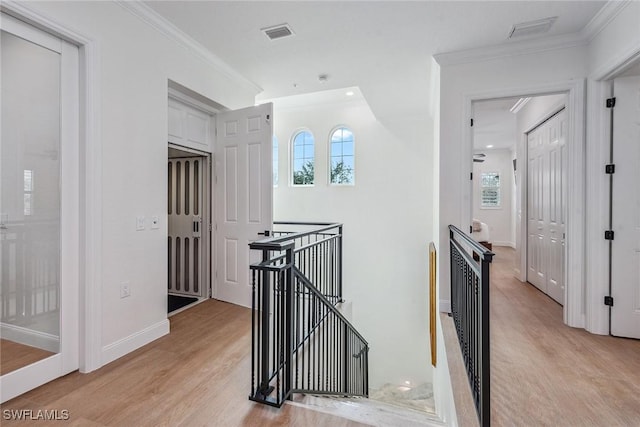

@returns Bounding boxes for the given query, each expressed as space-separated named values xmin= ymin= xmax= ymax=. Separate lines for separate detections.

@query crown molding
xmin=434 ymin=1 xmax=629 ymax=67
xmin=434 ymin=32 xmax=587 ymax=67
xmin=115 ymin=1 xmax=262 ymax=95
xmin=580 ymin=0 xmax=631 ymax=42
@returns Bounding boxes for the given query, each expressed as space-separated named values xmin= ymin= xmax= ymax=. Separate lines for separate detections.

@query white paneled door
xmin=611 ymin=75 xmax=640 ymax=339
xmin=527 ymin=108 xmax=566 ymax=305
xmin=214 ymin=104 xmax=273 ymax=308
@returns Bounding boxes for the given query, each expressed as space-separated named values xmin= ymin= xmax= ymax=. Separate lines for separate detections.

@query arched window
xmin=330 ymin=127 xmax=354 ymax=184
xmin=273 ymin=135 xmax=278 ymax=186
xmin=292 ymin=130 xmax=314 ymax=185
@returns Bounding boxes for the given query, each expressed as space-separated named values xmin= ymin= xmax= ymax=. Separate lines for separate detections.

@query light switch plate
xmin=136 ymin=216 xmax=145 ymax=231
xmin=151 ymin=216 xmax=160 ymax=229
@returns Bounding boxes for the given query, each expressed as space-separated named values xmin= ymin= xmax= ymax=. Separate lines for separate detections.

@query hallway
xmin=490 ymin=247 xmax=640 ymax=425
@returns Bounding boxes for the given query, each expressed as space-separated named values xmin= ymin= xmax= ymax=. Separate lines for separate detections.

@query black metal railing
xmin=249 ymin=222 xmax=368 ymax=407
xmin=449 ymin=225 xmax=493 ymax=427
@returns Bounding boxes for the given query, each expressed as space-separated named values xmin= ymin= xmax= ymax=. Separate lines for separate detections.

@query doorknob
xmin=257 ymin=230 xmax=270 ymax=237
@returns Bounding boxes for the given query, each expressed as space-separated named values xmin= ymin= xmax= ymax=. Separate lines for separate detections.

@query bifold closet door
xmin=527 ymin=109 xmax=566 ymax=305
xmin=168 ymin=157 xmax=204 ymax=297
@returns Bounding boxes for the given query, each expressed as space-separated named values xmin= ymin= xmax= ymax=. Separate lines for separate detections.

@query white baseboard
xmin=101 ymin=319 xmax=169 ymax=366
xmin=439 ymin=300 xmax=451 ymax=313
xmin=493 ymin=241 xmax=516 ymax=248
xmin=1 ymin=322 xmax=59 ymax=353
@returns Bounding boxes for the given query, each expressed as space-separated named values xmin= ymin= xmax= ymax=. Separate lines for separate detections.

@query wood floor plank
xmin=490 ymin=247 xmax=640 ymax=426
xmin=0 ymin=299 xmax=367 ymax=426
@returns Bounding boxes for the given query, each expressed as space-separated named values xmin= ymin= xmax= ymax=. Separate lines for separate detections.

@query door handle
xmin=257 ymin=230 xmax=270 ymax=237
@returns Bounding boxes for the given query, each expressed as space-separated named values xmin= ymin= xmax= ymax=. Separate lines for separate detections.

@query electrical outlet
xmin=136 ymin=216 xmax=145 ymax=231
xmin=121 ymin=282 xmax=131 ymax=298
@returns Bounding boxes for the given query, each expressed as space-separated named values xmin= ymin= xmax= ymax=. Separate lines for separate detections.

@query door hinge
xmin=470 ymin=118 xmax=474 ymax=127
xmin=604 ymin=230 xmax=614 ymax=240
xmin=604 ymin=296 xmax=614 ymax=307
xmin=605 ymin=164 xmax=615 ymax=174
xmin=606 ymin=97 xmax=616 ymax=108
xmin=470 ymin=225 xmax=473 ymax=233
xmin=470 ymin=172 xmax=473 ymax=180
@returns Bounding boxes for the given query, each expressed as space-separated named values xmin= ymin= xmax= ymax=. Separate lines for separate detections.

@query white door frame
xmin=463 ymin=79 xmax=586 ymax=329
xmin=586 ymin=49 xmax=640 ymax=335
xmin=1 ymin=1 xmax=103 ymax=374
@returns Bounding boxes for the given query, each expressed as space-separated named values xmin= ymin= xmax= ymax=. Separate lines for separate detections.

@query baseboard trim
xmin=0 ymin=322 xmax=59 ymax=353
xmin=439 ymin=300 xmax=451 ymax=314
xmin=101 ymin=319 xmax=169 ymax=366
xmin=492 ymin=241 xmax=515 ymax=248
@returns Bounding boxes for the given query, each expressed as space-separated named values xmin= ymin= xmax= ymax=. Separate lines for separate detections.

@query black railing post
xmin=480 ymin=256 xmax=491 ymax=426
xmin=284 ymin=245 xmax=294 ymax=400
xmin=338 ymin=225 xmax=343 ymax=302
xmin=258 ymin=249 xmax=272 ymax=396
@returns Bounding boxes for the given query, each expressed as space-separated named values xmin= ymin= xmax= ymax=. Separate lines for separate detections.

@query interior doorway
xmin=167 ymin=145 xmax=210 ymax=314
xmin=471 ymin=93 xmax=569 ymax=307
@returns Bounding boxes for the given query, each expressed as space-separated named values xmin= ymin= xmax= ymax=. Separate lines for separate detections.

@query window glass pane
xmin=292 ymin=131 xmax=314 ymax=185
xmin=480 ymin=172 xmax=501 ymax=207
xmin=330 ymin=127 xmax=355 ymax=184
xmin=2 ymin=30 xmax=61 ymax=352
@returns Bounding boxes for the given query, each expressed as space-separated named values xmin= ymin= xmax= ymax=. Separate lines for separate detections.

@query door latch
xmin=257 ymin=230 xmax=271 ymax=237
xmin=193 ymin=216 xmax=202 ymax=237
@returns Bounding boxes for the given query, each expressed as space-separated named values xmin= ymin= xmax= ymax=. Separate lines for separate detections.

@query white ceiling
xmin=146 ymin=1 xmax=606 ymax=125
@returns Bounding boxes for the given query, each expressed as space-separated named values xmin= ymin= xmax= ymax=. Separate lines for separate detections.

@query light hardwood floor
xmin=1 ymin=339 xmax=55 ymax=375
xmin=490 ymin=246 xmax=640 ymax=426
xmin=1 ymin=300 xmax=366 ymax=426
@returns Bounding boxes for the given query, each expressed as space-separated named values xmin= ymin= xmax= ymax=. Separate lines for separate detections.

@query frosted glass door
xmin=1 ymin=29 xmax=61 ymax=361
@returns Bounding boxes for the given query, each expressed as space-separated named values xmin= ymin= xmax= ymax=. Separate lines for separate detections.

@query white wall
xmin=472 ymin=149 xmax=514 ymax=247
xmin=437 ymin=45 xmax=588 ymax=308
xmin=273 ymin=97 xmax=434 ymax=389
xmin=22 ymin=1 xmax=258 ymax=367
xmin=435 ymin=0 xmax=640 ymax=328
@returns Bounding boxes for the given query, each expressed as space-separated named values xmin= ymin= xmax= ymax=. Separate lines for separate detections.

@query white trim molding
xmin=434 ymin=1 xmax=630 ymax=67
xmin=101 ymin=320 xmax=170 ymax=366
xmin=0 ymin=323 xmax=59 ymax=353
xmin=462 ymin=79 xmax=587 ymax=330
xmin=115 ymin=1 xmax=262 ymax=95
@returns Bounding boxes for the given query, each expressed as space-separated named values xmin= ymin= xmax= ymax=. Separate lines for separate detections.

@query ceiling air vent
xmin=262 ymin=24 xmax=294 ymax=40
xmin=508 ymin=17 xmax=557 ymax=39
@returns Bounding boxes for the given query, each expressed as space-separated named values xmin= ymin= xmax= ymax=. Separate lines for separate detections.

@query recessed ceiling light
xmin=487 ymin=145 xmax=494 ymax=149
xmin=346 ymin=91 xmax=354 ymax=96
xmin=508 ymin=17 xmax=557 ymax=39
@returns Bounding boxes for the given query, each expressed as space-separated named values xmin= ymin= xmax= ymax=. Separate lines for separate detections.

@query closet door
xmin=0 ymin=14 xmax=79 ymax=403
xmin=610 ymin=75 xmax=640 ymax=339
xmin=526 ymin=109 xmax=566 ymax=305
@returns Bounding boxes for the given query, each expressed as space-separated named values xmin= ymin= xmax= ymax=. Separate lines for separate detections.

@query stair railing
xmin=249 ymin=222 xmax=368 ymax=407
xmin=449 ymin=225 xmax=493 ymax=426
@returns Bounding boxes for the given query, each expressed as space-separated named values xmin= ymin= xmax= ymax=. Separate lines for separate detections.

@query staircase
xmin=248 ymin=222 xmax=369 ymax=407
xmin=287 ymin=384 xmax=443 ymax=427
